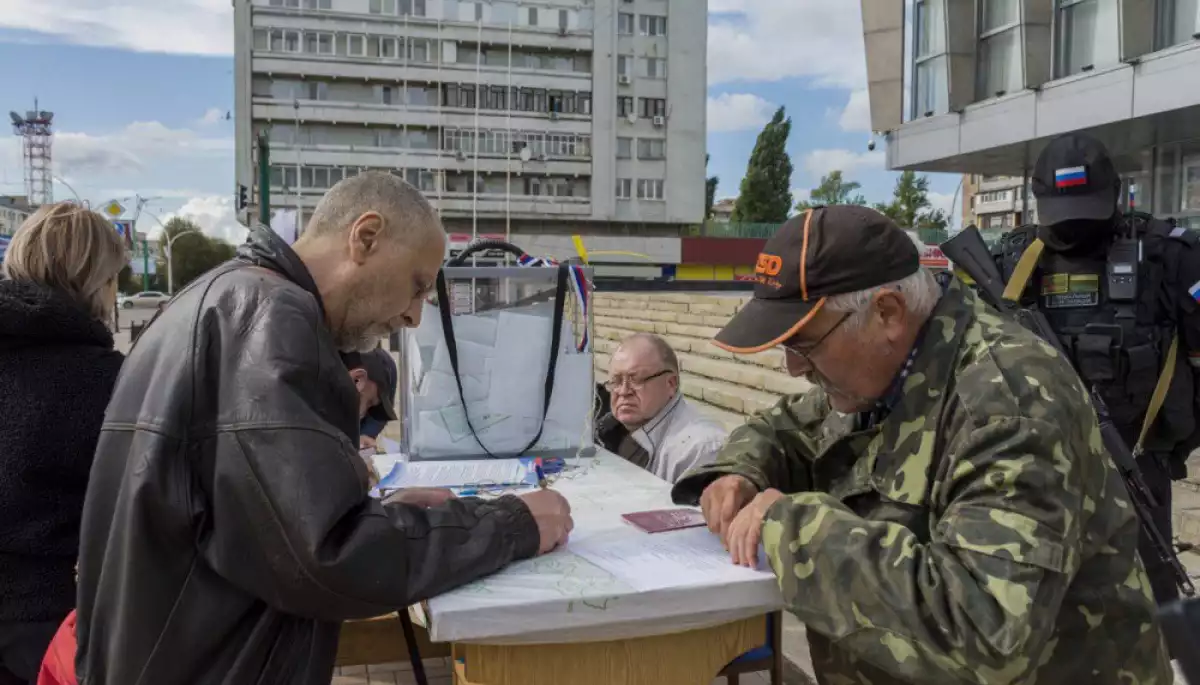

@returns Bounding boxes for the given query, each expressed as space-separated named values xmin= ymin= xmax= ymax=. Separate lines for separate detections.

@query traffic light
xmin=236 ymin=184 xmax=249 ymax=211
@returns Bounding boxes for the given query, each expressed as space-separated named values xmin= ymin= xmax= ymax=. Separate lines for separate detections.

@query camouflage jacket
xmin=673 ymin=279 xmax=1171 ymax=685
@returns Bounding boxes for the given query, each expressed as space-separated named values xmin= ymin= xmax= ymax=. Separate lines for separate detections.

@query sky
xmin=0 ymin=0 xmax=962 ymax=244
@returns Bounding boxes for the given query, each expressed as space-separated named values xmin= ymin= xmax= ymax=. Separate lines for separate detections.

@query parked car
xmin=118 ymin=291 xmax=169 ymax=310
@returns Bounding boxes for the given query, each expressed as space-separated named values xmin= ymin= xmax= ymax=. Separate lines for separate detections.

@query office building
xmin=232 ymin=0 xmax=707 ymax=241
xmin=0 ymin=196 xmax=34 ymax=236
xmin=860 ymin=0 xmax=1200 ymax=228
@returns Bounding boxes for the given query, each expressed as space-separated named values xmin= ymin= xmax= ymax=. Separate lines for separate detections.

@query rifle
xmin=941 ymin=226 xmax=1194 ymax=598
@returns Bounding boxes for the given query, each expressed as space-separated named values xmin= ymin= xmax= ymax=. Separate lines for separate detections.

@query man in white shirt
xmin=597 ymin=333 xmax=726 ymax=483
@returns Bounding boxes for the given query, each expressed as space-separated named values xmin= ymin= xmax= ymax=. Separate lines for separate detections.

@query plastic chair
xmin=718 ymin=611 xmax=784 ymax=685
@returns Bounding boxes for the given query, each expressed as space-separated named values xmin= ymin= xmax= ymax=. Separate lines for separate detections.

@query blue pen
xmin=534 ymin=461 xmax=548 ymax=489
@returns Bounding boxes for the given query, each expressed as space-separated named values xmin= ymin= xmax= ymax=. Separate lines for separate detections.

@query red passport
xmin=621 ymin=508 xmax=707 ymax=534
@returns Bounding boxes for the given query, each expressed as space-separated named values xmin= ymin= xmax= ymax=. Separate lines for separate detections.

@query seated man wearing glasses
xmin=596 ymin=333 xmax=725 ymax=483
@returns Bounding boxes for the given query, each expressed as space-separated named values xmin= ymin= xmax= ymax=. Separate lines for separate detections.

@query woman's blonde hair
xmin=3 ymin=202 xmax=128 ymax=321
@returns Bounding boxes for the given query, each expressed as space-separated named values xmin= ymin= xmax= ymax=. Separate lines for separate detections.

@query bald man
xmin=597 ymin=333 xmax=726 ymax=483
xmin=75 ymin=173 xmax=573 ymax=685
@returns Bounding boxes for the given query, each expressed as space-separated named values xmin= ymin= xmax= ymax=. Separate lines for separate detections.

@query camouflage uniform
xmin=673 ymin=279 xmax=1171 ymax=685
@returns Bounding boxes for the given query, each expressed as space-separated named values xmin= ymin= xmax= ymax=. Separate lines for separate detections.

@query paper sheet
xmin=379 ymin=459 xmax=531 ymax=489
xmin=568 ymin=527 xmax=774 ymax=592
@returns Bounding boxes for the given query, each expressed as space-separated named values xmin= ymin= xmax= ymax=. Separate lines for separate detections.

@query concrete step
xmin=593 ymin=337 xmax=809 ymax=398
xmin=597 ymin=352 xmax=780 ymax=417
xmin=595 ymin=322 xmax=785 ymax=370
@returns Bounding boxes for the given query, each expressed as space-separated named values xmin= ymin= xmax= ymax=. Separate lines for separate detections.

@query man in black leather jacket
xmin=75 ymin=173 xmax=573 ymax=685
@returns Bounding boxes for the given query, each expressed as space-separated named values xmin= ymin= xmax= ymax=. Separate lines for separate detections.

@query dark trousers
xmin=1138 ymin=452 xmax=1179 ymax=607
xmin=0 ymin=620 xmax=60 ymax=685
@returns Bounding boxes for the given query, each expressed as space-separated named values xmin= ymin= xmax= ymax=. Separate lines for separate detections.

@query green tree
xmin=704 ymin=154 xmax=719 ymax=220
xmin=731 ymin=106 xmax=793 ymax=223
xmin=157 ymin=217 xmax=236 ymax=292
xmin=795 ymin=170 xmax=867 ymax=211
xmin=874 ymin=170 xmax=948 ymax=231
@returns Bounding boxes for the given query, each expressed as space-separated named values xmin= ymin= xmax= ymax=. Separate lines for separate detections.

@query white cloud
xmin=160 ymin=195 xmax=249 ymax=245
xmin=708 ymin=0 xmax=746 ymax=13
xmin=708 ymin=1 xmax=866 ymax=88
xmin=707 ymin=93 xmax=776 ymax=133
xmin=199 ymin=108 xmax=227 ymax=126
xmin=49 ymin=122 xmax=231 ymax=177
xmin=926 ymin=190 xmax=961 ymax=229
xmin=803 ymin=149 xmax=886 ymax=180
xmin=0 ymin=0 xmax=232 ymax=55
xmin=838 ymin=90 xmax=873 ymax=132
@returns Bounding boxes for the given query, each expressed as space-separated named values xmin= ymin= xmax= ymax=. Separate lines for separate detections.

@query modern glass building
xmin=861 ymin=0 xmax=1200 ymax=227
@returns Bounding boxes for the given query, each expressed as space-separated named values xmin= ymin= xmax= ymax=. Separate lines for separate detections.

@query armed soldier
xmin=993 ymin=133 xmax=1200 ymax=607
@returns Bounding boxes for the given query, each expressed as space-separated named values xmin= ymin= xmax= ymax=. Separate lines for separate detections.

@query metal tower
xmin=9 ymin=100 xmax=54 ymax=206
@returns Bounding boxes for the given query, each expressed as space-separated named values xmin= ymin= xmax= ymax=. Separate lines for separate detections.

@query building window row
xmin=442 ymin=128 xmax=591 ymax=158
xmin=263 ymin=0 xmax=597 ymax=32
xmin=615 ymin=137 xmax=665 ymax=160
xmin=269 ymin=164 xmax=591 ymax=199
xmin=976 ymin=190 xmax=1013 ymax=204
xmin=617 ymin=97 xmax=667 ymax=119
xmin=617 ymin=12 xmax=667 ymax=36
xmin=253 ymin=76 xmax=593 ymax=116
xmin=615 ymin=178 xmax=665 ymax=201
xmin=453 ymin=42 xmax=591 ymax=73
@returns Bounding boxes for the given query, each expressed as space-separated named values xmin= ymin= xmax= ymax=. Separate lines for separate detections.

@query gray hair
xmin=302 ymin=171 xmax=444 ymax=246
xmin=825 ymin=267 xmax=940 ymax=330
xmin=618 ymin=332 xmax=680 ymax=375
xmin=3 ymin=202 xmax=128 ymax=321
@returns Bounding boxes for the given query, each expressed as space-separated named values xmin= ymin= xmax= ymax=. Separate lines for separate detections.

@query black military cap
xmin=714 ymin=205 xmax=920 ymax=354
xmin=343 ymin=347 xmax=399 ymax=422
xmin=1032 ymin=133 xmax=1120 ymax=226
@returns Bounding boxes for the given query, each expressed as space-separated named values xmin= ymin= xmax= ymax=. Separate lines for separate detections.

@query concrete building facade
xmin=232 ymin=0 xmax=707 ymax=240
xmin=961 ymin=173 xmax=1036 ymax=230
xmin=861 ymin=0 xmax=1200 ymax=228
xmin=0 ymin=196 xmax=35 ymax=237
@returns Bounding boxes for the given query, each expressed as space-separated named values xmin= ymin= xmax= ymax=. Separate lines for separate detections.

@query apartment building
xmin=961 ymin=174 xmax=1036 ymax=230
xmin=0 ymin=196 xmax=34 ymax=236
xmin=860 ymin=0 xmax=1200 ymax=228
xmin=232 ymin=0 xmax=707 ymax=240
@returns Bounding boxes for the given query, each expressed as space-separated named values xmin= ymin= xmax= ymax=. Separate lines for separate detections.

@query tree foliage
xmin=156 ymin=217 xmax=236 ymax=292
xmin=874 ymin=171 xmax=948 ymax=231
xmin=731 ymin=107 xmax=793 ymax=223
xmin=704 ymin=154 xmax=719 ymax=220
xmin=795 ymin=171 xmax=867 ymax=211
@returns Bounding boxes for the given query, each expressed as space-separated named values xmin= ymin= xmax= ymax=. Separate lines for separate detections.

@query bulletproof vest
xmin=1001 ymin=214 xmax=1195 ymax=453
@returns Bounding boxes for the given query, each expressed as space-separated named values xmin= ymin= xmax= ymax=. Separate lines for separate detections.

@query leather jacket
xmin=75 ymin=226 xmax=540 ymax=685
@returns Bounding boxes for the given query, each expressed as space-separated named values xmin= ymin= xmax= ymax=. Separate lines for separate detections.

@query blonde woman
xmin=0 ymin=203 xmax=125 ymax=685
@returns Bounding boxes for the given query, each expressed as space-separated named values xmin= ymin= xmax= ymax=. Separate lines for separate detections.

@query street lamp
xmin=165 ymin=229 xmax=204 ymax=295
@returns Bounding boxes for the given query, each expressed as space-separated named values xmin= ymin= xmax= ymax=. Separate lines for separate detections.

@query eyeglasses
xmin=604 ymin=369 xmax=672 ymax=392
xmin=779 ymin=313 xmax=850 ymax=366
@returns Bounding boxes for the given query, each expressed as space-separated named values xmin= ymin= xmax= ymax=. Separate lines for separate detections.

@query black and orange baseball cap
xmin=714 ymin=205 xmax=920 ymax=354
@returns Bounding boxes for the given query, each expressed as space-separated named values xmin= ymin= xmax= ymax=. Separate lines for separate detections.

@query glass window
xmin=636 ymin=179 xmax=664 ymax=200
xmin=978 ymin=26 xmax=1023 ymax=98
xmin=306 ymin=82 xmax=328 ymax=100
xmin=639 ymin=98 xmax=666 ymax=118
xmin=618 ymin=12 xmax=634 ymax=35
xmin=399 ymin=0 xmax=426 ymax=17
xmin=637 ymin=138 xmax=665 ymax=159
xmin=982 ymin=0 xmax=1020 ymax=31
xmin=1182 ymin=143 xmax=1200 ymax=212
xmin=370 ymin=0 xmax=397 ymax=13
xmin=348 ymin=35 xmax=366 ymax=57
xmin=254 ymin=29 xmax=269 ymax=50
xmin=642 ymin=58 xmax=667 ymax=79
xmin=618 ymin=96 xmax=634 ymax=117
xmin=1056 ymin=0 xmax=1119 ymax=77
xmin=914 ymin=55 xmax=948 ymax=117
xmin=915 ymin=0 xmax=946 ymax=59
xmin=639 ymin=15 xmax=666 ymax=36
xmin=283 ymin=30 xmax=301 ymax=52
xmin=528 ymin=7 xmax=538 ymax=25
xmin=269 ymin=29 xmax=283 ymax=51
xmin=1157 ymin=0 xmax=1200 ymax=49
xmin=559 ymin=9 xmax=569 ymax=29
xmin=616 ymin=178 xmax=632 ymax=199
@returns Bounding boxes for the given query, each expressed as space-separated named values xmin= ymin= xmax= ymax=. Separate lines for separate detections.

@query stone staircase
xmin=591 ymin=292 xmax=811 ymax=431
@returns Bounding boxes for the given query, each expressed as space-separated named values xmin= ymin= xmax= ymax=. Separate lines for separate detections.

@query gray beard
xmin=339 ymin=334 xmax=382 ymax=354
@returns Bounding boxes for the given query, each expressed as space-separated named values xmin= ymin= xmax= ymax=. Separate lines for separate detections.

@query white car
xmin=119 ymin=291 xmax=169 ymax=310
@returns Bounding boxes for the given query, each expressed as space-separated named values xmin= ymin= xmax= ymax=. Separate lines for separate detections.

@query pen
xmin=534 ymin=460 xmax=548 ymax=489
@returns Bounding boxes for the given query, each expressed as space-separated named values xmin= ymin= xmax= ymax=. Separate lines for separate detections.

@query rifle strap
xmin=1136 ymin=335 xmax=1179 ymax=457
xmin=1002 ymin=238 xmax=1045 ymax=303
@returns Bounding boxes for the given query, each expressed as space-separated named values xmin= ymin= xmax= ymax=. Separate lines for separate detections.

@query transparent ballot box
xmin=398 ymin=263 xmax=595 ymax=462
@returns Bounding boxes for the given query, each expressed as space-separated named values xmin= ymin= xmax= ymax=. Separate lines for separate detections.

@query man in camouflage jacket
xmin=673 ymin=206 xmax=1170 ymax=684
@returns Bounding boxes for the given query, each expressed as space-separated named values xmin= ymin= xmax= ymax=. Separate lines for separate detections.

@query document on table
xmin=568 ymin=527 xmax=775 ymax=592
xmin=379 ymin=459 xmax=532 ymax=490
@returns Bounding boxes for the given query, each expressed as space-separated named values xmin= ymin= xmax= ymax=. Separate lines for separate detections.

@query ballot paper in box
xmin=398 ymin=242 xmax=594 ymax=461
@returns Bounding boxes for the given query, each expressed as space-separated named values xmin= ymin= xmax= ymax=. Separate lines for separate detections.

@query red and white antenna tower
xmin=9 ymin=99 xmax=54 ymax=206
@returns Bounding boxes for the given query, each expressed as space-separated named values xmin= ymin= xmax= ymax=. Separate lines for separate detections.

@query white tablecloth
xmin=419 ymin=451 xmax=785 ymax=644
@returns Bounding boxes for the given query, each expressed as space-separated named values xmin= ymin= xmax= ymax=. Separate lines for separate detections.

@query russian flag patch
xmin=1190 ymin=279 xmax=1200 ymax=304
xmin=1055 ymin=166 xmax=1088 ymax=188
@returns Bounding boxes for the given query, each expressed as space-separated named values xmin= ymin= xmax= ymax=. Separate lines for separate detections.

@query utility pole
xmin=257 ymin=131 xmax=271 ymax=226
xmin=141 ymin=236 xmax=150 ymax=291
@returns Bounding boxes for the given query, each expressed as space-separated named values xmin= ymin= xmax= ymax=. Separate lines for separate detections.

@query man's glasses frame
xmin=604 ymin=369 xmax=673 ymax=392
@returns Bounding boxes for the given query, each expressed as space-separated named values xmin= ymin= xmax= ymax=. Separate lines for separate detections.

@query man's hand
xmin=383 ymin=487 xmax=457 ymax=508
xmin=725 ymin=489 xmax=786 ymax=567
xmin=519 ymin=489 xmax=574 ymax=555
xmin=699 ymin=475 xmax=758 ymax=541
xmin=360 ymin=435 xmax=377 ymax=450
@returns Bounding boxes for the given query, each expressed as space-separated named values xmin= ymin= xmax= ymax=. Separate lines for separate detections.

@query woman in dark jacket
xmin=0 ymin=203 xmax=126 ymax=684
